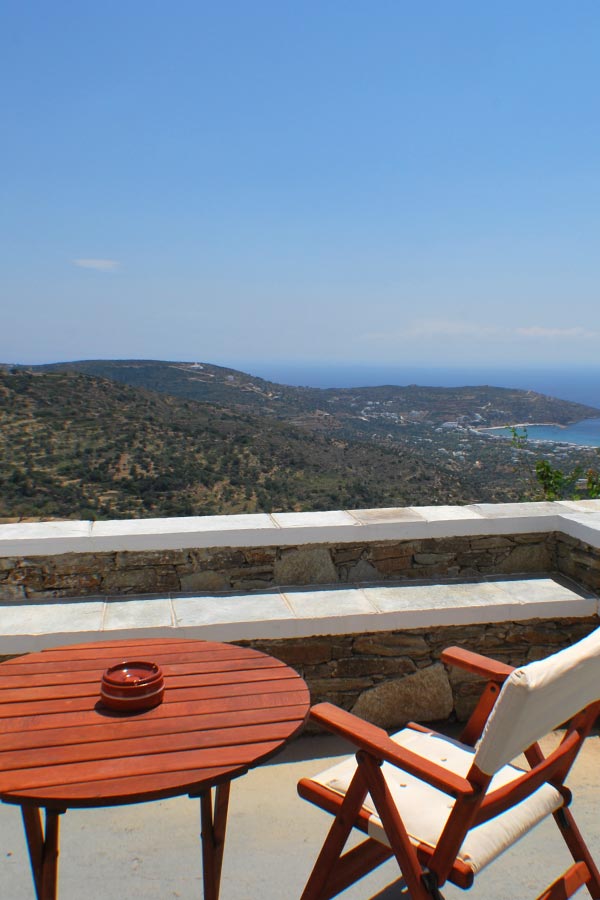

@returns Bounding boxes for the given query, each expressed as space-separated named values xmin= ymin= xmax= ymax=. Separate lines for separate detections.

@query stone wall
xmin=244 ymin=616 xmax=598 ymax=728
xmin=0 ymin=532 xmax=559 ymax=600
xmin=2 ymin=617 xmax=595 ymax=730
xmin=556 ymin=532 xmax=600 ymax=593
xmin=2 ymin=517 xmax=599 ymax=731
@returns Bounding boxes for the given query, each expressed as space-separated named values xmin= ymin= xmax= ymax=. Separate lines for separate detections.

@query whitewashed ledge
xmin=2 ymin=502 xmax=600 ymax=654
xmin=1 ymin=576 xmax=597 ymax=655
xmin=1 ymin=500 xmax=600 ymax=557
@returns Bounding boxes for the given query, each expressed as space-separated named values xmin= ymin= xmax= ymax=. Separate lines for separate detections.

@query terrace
xmin=2 ymin=499 xmax=600 ymax=898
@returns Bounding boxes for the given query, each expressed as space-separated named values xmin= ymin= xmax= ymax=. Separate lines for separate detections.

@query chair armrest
xmin=441 ymin=646 xmax=514 ymax=682
xmin=309 ymin=702 xmax=474 ymax=798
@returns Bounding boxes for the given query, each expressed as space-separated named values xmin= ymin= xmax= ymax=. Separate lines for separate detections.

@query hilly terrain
xmin=2 ymin=362 xmax=599 ymax=521
xmin=29 ymin=359 xmax=599 ymax=429
xmin=0 ymin=370 xmax=470 ymax=520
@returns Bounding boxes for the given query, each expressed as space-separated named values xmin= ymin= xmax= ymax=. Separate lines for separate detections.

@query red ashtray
xmin=101 ymin=661 xmax=165 ymax=712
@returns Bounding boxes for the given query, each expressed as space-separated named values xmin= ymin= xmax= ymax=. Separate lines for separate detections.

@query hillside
xmin=1 ymin=370 xmax=477 ymax=520
xmin=26 ymin=359 xmax=600 ymax=429
xmin=3 ymin=364 xmax=599 ymax=521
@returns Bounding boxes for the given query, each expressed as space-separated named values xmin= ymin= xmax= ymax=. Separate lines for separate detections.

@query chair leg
xmin=359 ymin=753 xmax=435 ymax=900
xmin=536 ymin=861 xmax=591 ymax=900
xmin=553 ymin=808 xmax=600 ymax=899
xmin=301 ymin=765 xmax=370 ymax=900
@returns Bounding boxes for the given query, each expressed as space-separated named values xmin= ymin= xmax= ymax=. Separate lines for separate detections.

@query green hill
xmin=1 ymin=370 xmax=473 ymax=520
xmin=25 ymin=358 xmax=599 ymax=427
xmin=3 ymin=363 xmax=598 ymax=521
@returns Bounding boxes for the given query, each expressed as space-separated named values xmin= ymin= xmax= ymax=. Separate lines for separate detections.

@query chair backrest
xmin=474 ymin=627 xmax=600 ymax=776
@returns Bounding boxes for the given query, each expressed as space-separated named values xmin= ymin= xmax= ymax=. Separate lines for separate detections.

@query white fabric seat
xmin=311 ymin=726 xmax=563 ymax=875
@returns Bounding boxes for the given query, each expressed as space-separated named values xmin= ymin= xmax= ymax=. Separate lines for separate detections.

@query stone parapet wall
xmin=2 ymin=504 xmax=600 ymax=731
xmin=2 ymin=617 xmax=595 ymax=730
xmin=244 ymin=616 xmax=599 ymax=728
xmin=0 ymin=532 xmax=559 ymax=601
xmin=556 ymin=533 xmax=600 ymax=593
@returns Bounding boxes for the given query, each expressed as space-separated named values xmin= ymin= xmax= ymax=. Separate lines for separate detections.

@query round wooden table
xmin=0 ymin=637 xmax=310 ymax=899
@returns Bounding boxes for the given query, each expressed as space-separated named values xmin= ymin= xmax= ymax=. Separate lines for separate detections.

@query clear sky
xmin=2 ymin=2 xmax=600 ymax=370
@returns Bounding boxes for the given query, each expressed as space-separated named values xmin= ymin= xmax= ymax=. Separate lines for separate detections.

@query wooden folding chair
xmin=298 ymin=628 xmax=600 ymax=899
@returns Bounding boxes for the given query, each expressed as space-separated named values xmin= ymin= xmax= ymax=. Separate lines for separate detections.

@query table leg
xmin=200 ymin=783 xmax=231 ymax=900
xmin=21 ymin=807 xmax=63 ymax=900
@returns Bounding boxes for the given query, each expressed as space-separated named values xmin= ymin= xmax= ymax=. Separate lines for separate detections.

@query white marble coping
xmin=0 ymin=576 xmax=596 ymax=654
xmin=1 ymin=501 xmax=600 ymax=557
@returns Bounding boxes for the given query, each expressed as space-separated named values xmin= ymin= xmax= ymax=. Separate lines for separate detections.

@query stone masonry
xmin=2 ymin=517 xmax=600 ymax=730
xmin=0 ymin=532 xmax=568 ymax=600
xmin=243 ymin=616 xmax=598 ymax=727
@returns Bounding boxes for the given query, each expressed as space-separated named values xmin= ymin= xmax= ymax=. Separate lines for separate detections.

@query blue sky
xmin=2 ymin=2 xmax=600 ymax=371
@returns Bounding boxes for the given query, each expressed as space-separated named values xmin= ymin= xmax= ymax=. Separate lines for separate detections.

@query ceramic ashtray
xmin=100 ymin=661 xmax=165 ymax=712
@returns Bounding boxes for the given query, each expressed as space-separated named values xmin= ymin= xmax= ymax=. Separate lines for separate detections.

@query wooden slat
xmin=0 ymin=646 xmax=268 ymax=676
xmin=0 ymin=740 xmax=283 ymax=794
xmin=0 ymin=665 xmax=300 ymax=705
xmin=0 ymin=654 xmax=286 ymax=690
xmin=0 ymin=688 xmax=310 ymax=735
xmin=11 ymin=766 xmax=236 ymax=807
xmin=0 ymin=675 xmax=305 ymax=719
xmin=0 ymin=721 xmax=297 ymax=777
xmin=0 ymin=703 xmax=309 ymax=752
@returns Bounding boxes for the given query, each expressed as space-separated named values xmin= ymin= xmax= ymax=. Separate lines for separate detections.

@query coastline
xmin=475 ymin=422 xmax=568 ymax=432
xmin=474 ymin=418 xmax=600 ymax=450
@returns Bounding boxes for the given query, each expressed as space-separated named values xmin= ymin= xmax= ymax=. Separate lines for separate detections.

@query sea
xmin=239 ymin=363 xmax=600 ymax=448
xmin=484 ymin=420 xmax=600 ymax=448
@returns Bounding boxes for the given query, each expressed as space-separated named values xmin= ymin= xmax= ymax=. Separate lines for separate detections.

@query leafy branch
xmin=511 ymin=428 xmax=600 ymax=501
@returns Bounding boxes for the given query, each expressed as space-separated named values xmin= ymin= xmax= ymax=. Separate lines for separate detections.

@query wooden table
xmin=0 ymin=637 xmax=310 ymax=899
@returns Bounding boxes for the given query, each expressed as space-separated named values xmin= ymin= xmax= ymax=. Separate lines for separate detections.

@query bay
xmin=486 ymin=419 xmax=600 ymax=448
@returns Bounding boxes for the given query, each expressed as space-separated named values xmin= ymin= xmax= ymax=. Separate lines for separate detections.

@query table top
xmin=0 ymin=637 xmax=310 ymax=810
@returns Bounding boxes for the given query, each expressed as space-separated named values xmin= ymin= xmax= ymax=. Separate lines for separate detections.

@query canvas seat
xmin=312 ymin=726 xmax=563 ymax=875
xmin=298 ymin=629 xmax=600 ymax=900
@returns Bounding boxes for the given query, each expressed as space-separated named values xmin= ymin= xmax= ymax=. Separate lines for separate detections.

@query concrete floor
xmin=2 ymin=731 xmax=600 ymax=900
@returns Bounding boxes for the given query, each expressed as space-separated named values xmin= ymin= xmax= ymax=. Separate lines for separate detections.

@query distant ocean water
xmin=242 ymin=363 xmax=600 ymax=410
xmin=487 ymin=419 xmax=600 ymax=448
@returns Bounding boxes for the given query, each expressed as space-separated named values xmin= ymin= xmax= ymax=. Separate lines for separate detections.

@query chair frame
xmin=298 ymin=645 xmax=600 ymax=900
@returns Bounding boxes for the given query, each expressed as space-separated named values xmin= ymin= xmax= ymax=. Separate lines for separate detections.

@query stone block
xmin=513 ymin=534 xmax=551 ymax=544
xmin=340 ymin=559 xmax=379 ymax=582
xmin=0 ymin=583 xmax=26 ymax=601
xmin=243 ymin=548 xmax=276 ymax=566
xmin=190 ymin=548 xmax=246 ymax=569
xmin=7 ymin=570 xmax=44 ymax=591
xmin=274 ymin=548 xmax=338 ymax=586
xmin=333 ymin=546 xmax=364 ymax=564
xmin=469 ymin=536 xmax=515 ymax=550
xmin=40 ymin=552 xmax=112 ymax=574
xmin=371 ymin=556 xmax=413 ymax=576
xmin=40 ymin=573 xmax=103 ymax=593
xmin=370 ymin=543 xmax=417 ymax=561
xmin=248 ymin=639 xmax=333 ymax=667
xmin=351 ymin=663 xmax=453 ymax=729
xmin=353 ymin=634 xmax=430 ymax=659
xmin=330 ymin=656 xmax=416 ymax=678
xmin=494 ymin=543 xmax=552 ymax=573
xmin=413 ymin=553 xmax=456 ymax=566
xmin=115 ymin=550 xmax=189 ymax=568
xmin=180 ymin=571 xmax=231 ymax=592
xmin=102 ymin=567 xmax=179 ymax=594
xmin=570 ymin=552 xmax=600 ymax=572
